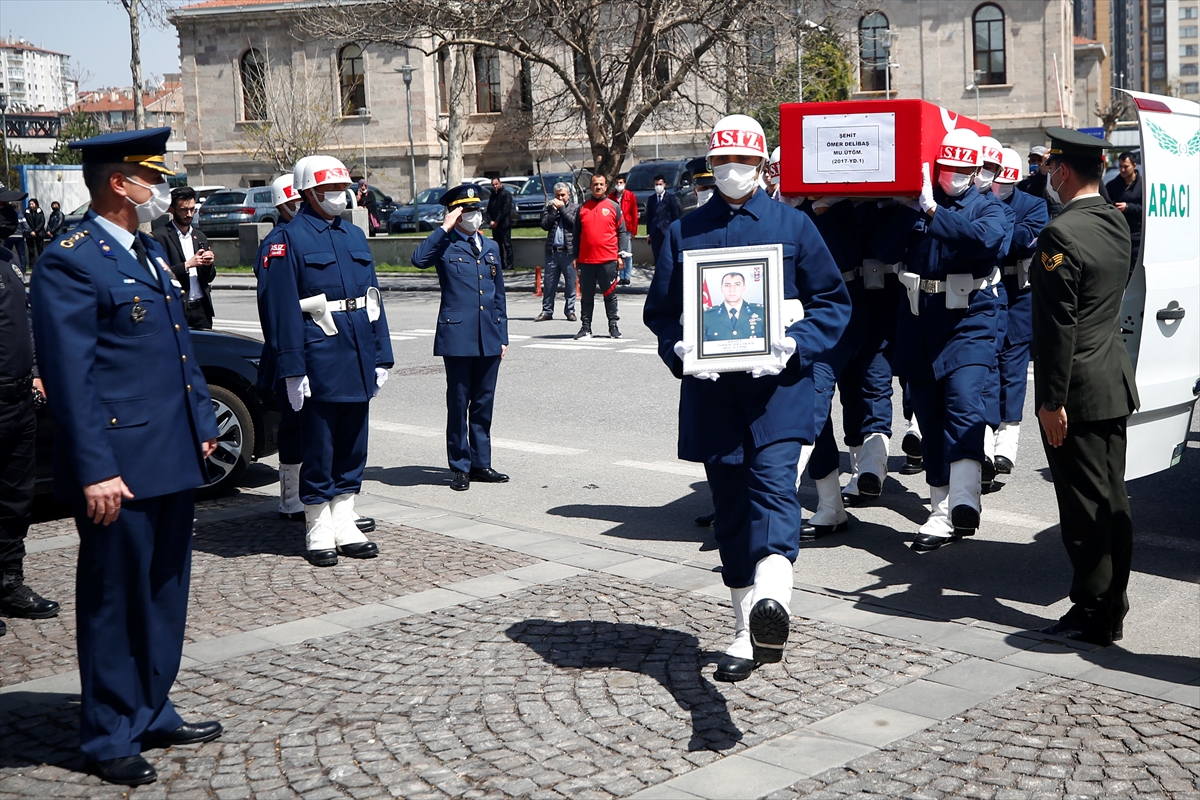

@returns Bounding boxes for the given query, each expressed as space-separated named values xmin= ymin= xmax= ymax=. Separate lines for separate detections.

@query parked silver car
xmin=196 ymin=187 xmax=280 ymax=237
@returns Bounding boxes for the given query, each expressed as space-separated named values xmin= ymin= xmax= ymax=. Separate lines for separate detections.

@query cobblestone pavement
xmin=2 ymin=494 xmax=1198 ymax=799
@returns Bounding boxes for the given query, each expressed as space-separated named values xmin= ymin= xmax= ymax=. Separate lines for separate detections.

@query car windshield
xmin=414 ymin=188 xmax=445 ymax=204
xmin=69 ymin=201 xmax=91 ymax=215
xmin=625 ymin=165 xmax=682 ymax=192
xmin=203 ymin=191 xmax=248 ymax=206
xmin=518 ymin=174 xmax=573 ymax=196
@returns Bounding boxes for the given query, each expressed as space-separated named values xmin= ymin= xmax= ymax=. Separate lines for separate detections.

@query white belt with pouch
xmin=1003 ymin=258 xmax=1033 ymax=290
xmin=299 ymin=286 xmax=382 ymax=336
xmin=861 ymin=259 xmax=900 ymax=290
xmin=898 ymin=271 xmax=990 ymax=315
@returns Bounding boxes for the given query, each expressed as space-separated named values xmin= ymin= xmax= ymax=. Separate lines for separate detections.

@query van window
xmin=253 ymin=190 xmax=272 ymax=204
xmin=204 ymin=191 xmax=249 ymax=206
xmin=626 ymin=164 xmax=682 ymax=192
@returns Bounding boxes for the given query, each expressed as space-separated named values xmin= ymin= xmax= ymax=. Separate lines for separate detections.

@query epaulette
xmin=59 ymin=228 xmax=91 ymax=249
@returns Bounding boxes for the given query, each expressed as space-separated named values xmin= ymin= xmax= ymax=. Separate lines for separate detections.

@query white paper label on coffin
xmin=802 ymin=112 xmax=897 ymax=184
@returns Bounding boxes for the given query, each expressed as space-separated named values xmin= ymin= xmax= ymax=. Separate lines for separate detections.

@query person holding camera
xmin=153 ymin=186 xmax=216 ymax=329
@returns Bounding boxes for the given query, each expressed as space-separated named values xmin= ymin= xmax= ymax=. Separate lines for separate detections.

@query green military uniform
xmin=703 ymin=302 xmax=765 ymax=341
xmin=1031 ymin=128 xmax=1140 ymax=646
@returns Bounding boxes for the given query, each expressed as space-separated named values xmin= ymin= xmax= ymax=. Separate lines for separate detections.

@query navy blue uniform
xmin=981 ymin=194 xmax=1016 ymax=433
xmin=264 ymin=206 xmax=393 ymax=503
xmin=31 ymin=211 xmax=219 ymax=761
xmin=411 ymin=226 xmax=508 ymax=472
xmin=645 ymin=190 xmax=850 ymax=587
xmin=998 ymin=189 xmax=1049 ymax=423
xmin=254 ymin=219 xmax=302 ymax=464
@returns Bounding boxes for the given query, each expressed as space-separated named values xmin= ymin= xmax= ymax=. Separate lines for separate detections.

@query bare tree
xmin=1095 ymin=92 xmax=1129 ymax=143
xmin=110 ymin=0 xmax=178 ymax=129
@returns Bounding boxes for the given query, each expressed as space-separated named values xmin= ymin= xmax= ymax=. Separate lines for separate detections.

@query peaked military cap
xmin=69 ymin=126 xmax=175 ymax=176
xmin=0 ymin=181 xmax=27 ymax=203
xmin=1046 ymin=127 xmax=1111 ymax=159
xmin=686 ymin=156 xmax=715 ymax=188
xmin=440 ymin=184 xmax=485 ymax=209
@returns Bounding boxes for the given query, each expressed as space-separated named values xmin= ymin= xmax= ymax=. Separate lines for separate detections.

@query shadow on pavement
xmin=0 ymin=694 xmax=85 ymax=773
xmin=191 ymin=512 xmax=306 ymax=559
xmin=505 ymin=619 xmax=742 ymax=752
xmin=364 ymin=464 xmax=459 ymax=488
xmin=547 ymin=481 xmax=718 ymax=550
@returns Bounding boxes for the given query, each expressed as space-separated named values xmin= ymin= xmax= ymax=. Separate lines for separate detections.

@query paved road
xmin=208 ymin=286 xmax=1200 ymax=663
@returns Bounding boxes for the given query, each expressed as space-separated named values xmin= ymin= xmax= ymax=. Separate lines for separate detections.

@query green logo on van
xmin=1148 ymin=182 xmax=1191 ymax=218
xmin=1146 ymin=120 xmax=1200 ymax=156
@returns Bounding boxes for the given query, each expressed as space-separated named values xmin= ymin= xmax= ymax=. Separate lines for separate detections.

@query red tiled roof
xmin=72 ymin=84 xmax=182 ymax=114
xmin=0 ymin=39 xmax=67 ymax=57
xmin=1074 ymin=36 xmax=1102 ymax=45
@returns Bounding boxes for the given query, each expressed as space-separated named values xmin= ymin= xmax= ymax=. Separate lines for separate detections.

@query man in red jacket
xmin=574 ymin=173 xmax=632 ymax=339
xmin=609 ymin=174 xmax=638 ymax=285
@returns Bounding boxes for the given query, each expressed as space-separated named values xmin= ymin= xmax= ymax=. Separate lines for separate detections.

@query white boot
xmin=983 ymin=426 xmax=997 ymax=462
xmin=749 ymin=554 xmax=793 ymax=663
xmin=304 ymin=502 xmax=335 ymax=553
xmin=807 ymin=470 xmax=848 ymax=533
xmin=794 ymin=444 xmax=815 ymax=490
xmin=278 ymin=463 xmax=303 ymax=516
xmin=842 ymin=445 xmax=864 ymax=498
xmin=995 ymin=422 xmax=1020 ymax=468
xmin=913 ymin=485 xmax=954 ymax=549
xmin=330 ymin=494 xmax=378 ymax=558
xmin=714 ymin=587 xmax=757 ymax=682
xmin=903 ymin=417 xmax=922 ymax=450
xmin=949 ymin=459 xmax=982 ymax=532
xmin=857 ymin=432 xmax=889 ymax=497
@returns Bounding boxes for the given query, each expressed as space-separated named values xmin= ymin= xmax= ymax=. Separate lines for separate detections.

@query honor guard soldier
xmin=412 ymin=185 xmax=510 ymax=492
xmin=645 ymin=115 xmax=850 ymax=683
xmin=875 ymin=128 xmax=1007 ymax=552
xmin=990 ymin=148 xmax=1049 ymax=473
xmin=264 ymin=156 xmax=394 ymax=567
xmin=31 ymin=128 xmax=223 ymax=786
xmin=1032 ymin=128 xmax=1138 ymax=647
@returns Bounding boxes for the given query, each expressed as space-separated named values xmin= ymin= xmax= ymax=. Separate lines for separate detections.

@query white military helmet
xmin=707 ymin=114 xmax=770 ymax=161
xmin=936 ymin=128 xmax=982 ymax=168
xmin=995 ymin=147 xmax=1023 ymax=185
xmin=977 ymin=136 xmax=1004 ymax=168
xmin=294 ymin=155 xmax=351 ymax=192
xmin=766 ymin=146 xmax=782 ymax=186
xmin=271 ymin=173 xmax=299 ymax=208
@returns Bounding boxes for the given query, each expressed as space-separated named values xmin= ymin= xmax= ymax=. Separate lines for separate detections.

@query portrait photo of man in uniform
xmin=699 ymin=265 xmax=769 ymax=359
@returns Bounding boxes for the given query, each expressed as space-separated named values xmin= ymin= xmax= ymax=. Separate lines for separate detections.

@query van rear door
xmin=1118 ymin=90 xmax=1200 ymax=479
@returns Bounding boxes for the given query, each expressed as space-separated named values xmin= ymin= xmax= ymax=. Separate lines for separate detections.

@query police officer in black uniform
xmin=0 ymin=183 xmax=60 ymax=636
xmin=1032 ymin=128 xmax=1140 ymax=647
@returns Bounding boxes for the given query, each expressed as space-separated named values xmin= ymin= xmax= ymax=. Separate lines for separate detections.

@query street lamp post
xmin=395 ymin=65 xmax=418 ymax=212
xmin=881 ymin=31 xmax=899 ymax=97
xmin=357 ymin=107 xmax=369 ymax=179
xmin=796 ymin=18 xmax=825 ymax=102
xmin=1 ymin=92 xmax=9 ymax=179
xmin=966 ymin=69 xmax=984 ymax=119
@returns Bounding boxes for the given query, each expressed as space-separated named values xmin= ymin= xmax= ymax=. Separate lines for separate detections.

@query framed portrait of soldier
xmin=681 ymin=244 xmax=788 ymax=375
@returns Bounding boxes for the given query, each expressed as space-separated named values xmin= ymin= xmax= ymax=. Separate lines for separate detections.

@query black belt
xmin=186 ymin=299 xmax=205 ymax=308
xmin=548 ymin=246 xmax=569 ymax=253
xmin=0 ymin=373 xmax=33 ymax=403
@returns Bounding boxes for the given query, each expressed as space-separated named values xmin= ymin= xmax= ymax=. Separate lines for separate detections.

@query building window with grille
xmin=1183 ymin=82 xmax=1200 ymax=94
xmin=474 ymin=47 xmax=501 ymax=113
xmin=1182 ymin=63 xmax=1200 ymax=75
xmin=437 ymin=51 xmax=450 ymax=115
xmin=1152 ymin=63 xmax=1167 ymax=78
xmin=1184 ymin=44 xmax=1200 ymax=57
xmin=859 ymin=12 xmax=890 ymax=91
xmin=338 ymin=44 xmax=366 ymax=116
xmin=518 ymin=58 xmax=533 ymax=112
xmin=240 ymin=49 xmax=267 ymax=121
xmin=973 ymin=4 xmax=1006 ymax=85
xmin=1151 ymin=7 xmax=1166 ymax=22
xmin=1183 ymin=26 xmax=1199 ymax=37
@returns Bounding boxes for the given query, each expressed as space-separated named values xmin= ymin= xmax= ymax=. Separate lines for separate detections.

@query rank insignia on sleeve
xmin=1041 ymin=252 xmax=1063 ymax=272
xmin=268 ymin=243 xmax=287 ymax=258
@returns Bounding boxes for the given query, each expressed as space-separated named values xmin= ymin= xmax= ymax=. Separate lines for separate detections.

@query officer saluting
xmin=412 ymin=185 xmax=510 ymax=492
xmin=31 ymin=128 xmax=222 ymax=786
xmin=1032 ymin=128 xmax=1139 ymax=647
xmin=264 ymin=156 xmax=394 ymax=567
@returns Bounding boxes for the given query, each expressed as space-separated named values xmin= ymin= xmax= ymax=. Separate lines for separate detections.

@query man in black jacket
xmin=152 ymin=186 xmax=216 ymax=329
xmin=487 ymin=177 xmax=514 ymax=271
xmin=536 ymin=182 xmax=579 ymax=322
xmin=24 ymin=199 xmax=46 ymax=265
xmin=46 ymin=201 xmax=67 ymax=238
xmin=1105 ymin=151 xmax=1143 ymax=276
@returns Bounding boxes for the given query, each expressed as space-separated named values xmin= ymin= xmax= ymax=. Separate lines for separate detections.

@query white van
xmin=1119 ymin=90 xmax=1200 ymax=479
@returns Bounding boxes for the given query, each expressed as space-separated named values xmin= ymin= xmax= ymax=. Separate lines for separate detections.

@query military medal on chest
xmin=131 ymin=295 xmax=146 ymax=324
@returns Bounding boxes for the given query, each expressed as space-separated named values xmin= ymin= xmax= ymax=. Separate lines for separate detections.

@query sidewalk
xmin=213 ymin=266 xmax=656 ymax=295
xmin=1 ymin=489 xmax=1197 ymax=799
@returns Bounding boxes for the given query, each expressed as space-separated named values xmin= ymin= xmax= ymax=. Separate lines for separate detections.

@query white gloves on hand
xmin=918 ymin=162 xmax=936 ymax=214
xmin=673 ymin=341 xmax=693 ymax=359
xmin=772 ymin=335 xmax=798 ymax=361
xmin=373 ymin=367 xmax=389 ymax=397
xmin=618 ymin=250 xmax=633 ymax=259
xmin=750 ymin=364 xmax=784 ymax=378
xmin=811 ymin=196 xmax=841 ymax=213
xmin=694 ymin=372 xmax=720 ymax=381
xmin=285 ymin=375 xmax=311 ymax=412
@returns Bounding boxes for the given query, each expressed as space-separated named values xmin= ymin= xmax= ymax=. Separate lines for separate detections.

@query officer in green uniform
xmin=1031 ymin=127 xmax=1139 ymax=647
xmin=702 ymin=269 xmax=765 ymax=342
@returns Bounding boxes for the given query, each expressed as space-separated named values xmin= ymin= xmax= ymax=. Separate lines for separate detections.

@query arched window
xmin=973 ymin=4 xmax=1006 ymax=85
xmin=240 ymin=49 xmax=266 ymax=121
xmin=474 ymin=47 xmax=501 ymax=113
xmin=339 ymin=44 xmax=367 ymax=116
xmin=858 ymin=12 xmax=890 ymax=92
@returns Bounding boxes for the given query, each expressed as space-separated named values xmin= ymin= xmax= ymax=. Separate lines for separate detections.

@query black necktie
xmin=730 ymin=309 xmax=738 ymax=326
xmin=470 ymin=235 xmax=481 ymax=257
xmin=131 ymin=237 xmax=152 ymax=274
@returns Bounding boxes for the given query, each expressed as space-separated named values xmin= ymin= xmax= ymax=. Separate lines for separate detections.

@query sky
xmin=2 ymin=0 xmax=182 ymax=89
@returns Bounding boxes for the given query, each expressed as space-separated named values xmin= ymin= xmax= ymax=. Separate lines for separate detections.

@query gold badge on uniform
xmin=131 ymin=296 xmax=146 ymax=324
xmin=1041 ymin=252 xmax=1063 ymax=272
xmin=491 ymin=263 xmax=496 ymax=277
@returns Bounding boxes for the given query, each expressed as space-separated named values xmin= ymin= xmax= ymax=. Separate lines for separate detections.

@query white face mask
xmin=937 ymin=170 xmax=974 ymax=197
xmin=974 ymin=168 xmax=996 ymax=193
xmin=458 ymin=210 xmax=483 ymax=233
xmin=315 ymin=189 xmax=348 ymax=217
xmin=614 ymin=184 xmax=625 ymax=194
xmin=1045 ymin=166 xmax=1065 ymax=205
xmin=654 ymin=184 xmax=666 ymax=196
xmin=713 ymin=163 xmax=760 ymax=199
xmin=992 ymin=183 xmax=1015 ymax=201
xmin=696 ymin=188 xmax=714 ymax=205
xmin=124 ymin=176 xmax=171 ymax=224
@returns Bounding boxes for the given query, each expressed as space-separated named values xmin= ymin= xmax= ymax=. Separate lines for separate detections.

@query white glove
xmin=693 ymin=372 xmax=720 ymax=381
xmin=673 ymin=341 xmax=694 ymax=359
xmin=811 ymin=196 xmax=841 ymax=213
xmin=918 ymin=162 xmax=936 ymax=214
xmin=374 ymin=367 xmax=389 ymax=397
xmin=618 ymin=250 xmax=633 ymax=259
xmin=750 ymin=364 xmax=784 ymax=378
xmin=285 ymin=375 xmax=310 ymax=412
xmin=772 ymin=335 xmax=797 ymax=361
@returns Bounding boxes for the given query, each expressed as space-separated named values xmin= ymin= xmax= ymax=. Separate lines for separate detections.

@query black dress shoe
xmin=469 ymin=467 xmax=509 ymax=483
xmin=911 ymin=533 xmax=955 ymax=552
xmin=993 ymin=455 xmax=1014 ymax=474
xmin=87 ymin=755 xmax=157 ymax=786
xmin=534 ymin=312 xmax=553 ymax=322
xmin=714 ymin=654 xmax=757 ymax=682
xmin=450 ymin=470 xmax=470 ymax=491
xmin=306 ymin=549 xmax=338 ymax=567
xmin=857 ymin=472 xmax=882 ymax=498
xmin=981 ymin=457 xmax=996 ymax=491
xmin=279 ymin=510 xmax=305 ymax=521
xmin=0 ymin=584 xmax=60 ymax=619
xmin=901 ymin=431 xmax=922 ymax=458
xmin=1040 ymin=619 xmax=1113 ymax=647
xmin=355 ymin=516 xmax=376 ymax=533
xmin=899 ymin=456 xmax=924 ymax=475
xmin=1112 ymin=625 xmax=1124 ymax=642
xmin=337 ymin=542 xmax=378 ymax=559
xmin=0 ymin=618 xmax=6 ymax=636
xmin=749 ymin=599 xmax=789 ymax=664
xmin=142 ymin=720 xmax=223 ymax=749
xmin=694 ymin=511 xmax=716 ymax=527
xmin=567 ymin=313 xmax=577 ymax=322
xmin=950 ymin=505 xmax=980 ymax=531
xmin=799 ymin=520 xmax=849 ymax=542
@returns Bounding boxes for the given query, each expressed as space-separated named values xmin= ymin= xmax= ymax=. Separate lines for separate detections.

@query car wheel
xmin=199 ymin=385 xmax=256 ymax=498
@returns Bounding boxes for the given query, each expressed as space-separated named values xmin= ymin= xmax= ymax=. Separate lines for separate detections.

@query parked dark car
xmin=36 ymin=330 xmax=280 ymax=499
xmin=512 ymin=172 xmax=585 ymax=227
xmin=625 ymin=158 xmax=700 ymax=219
xmin=196 ymin=187 xmax=280 ymax=238
xmin=389 ymin=185 xmax=493 ymax=233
